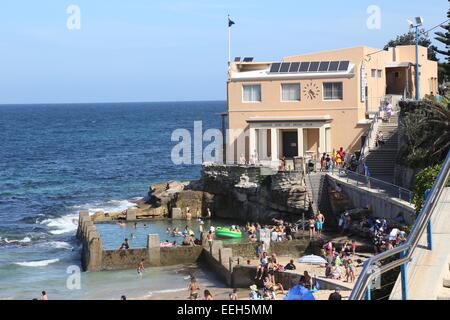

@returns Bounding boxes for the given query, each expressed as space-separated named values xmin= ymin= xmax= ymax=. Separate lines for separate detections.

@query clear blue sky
xmin=0 ymin=0 xmax=448 ymax=104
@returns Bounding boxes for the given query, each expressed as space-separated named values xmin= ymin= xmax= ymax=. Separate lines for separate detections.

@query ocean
xmin=0 ymin=101 xmax=225 ymax=299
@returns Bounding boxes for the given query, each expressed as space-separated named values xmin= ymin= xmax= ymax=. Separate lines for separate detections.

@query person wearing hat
xmin=328 ymin=288 xmax=342 ymax=300
xmin=249 ymin=284 xmax=262 ymax=300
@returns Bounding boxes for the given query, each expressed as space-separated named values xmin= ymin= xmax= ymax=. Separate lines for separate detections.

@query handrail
xmin=334 ymin=168 xmax=413 ymax=203
xmin=349 ymin=150 xmax=450 ymax=300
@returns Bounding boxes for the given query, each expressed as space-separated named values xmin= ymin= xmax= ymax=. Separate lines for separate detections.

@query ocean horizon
xmin=0 ymin=101 xmax=225 ymax=299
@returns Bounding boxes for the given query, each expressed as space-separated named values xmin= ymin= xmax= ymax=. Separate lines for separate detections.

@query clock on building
xmin=302 ymin=82 xmax=320 ymax=100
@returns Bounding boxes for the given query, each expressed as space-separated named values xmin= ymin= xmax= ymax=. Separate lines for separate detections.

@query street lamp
xmin=408 ymin=17 xmax=423 ymax=100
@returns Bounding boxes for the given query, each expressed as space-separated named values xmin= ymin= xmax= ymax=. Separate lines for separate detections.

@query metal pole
xmin=427 ymin=219 xmax=433 ymax=250
xmin=400 ymin=250 xmax=408 ymax=300
xmin=415 ymin=26 xmax=420 ymax=100
xmin=365 ymin=284 xmax=371 ymax=300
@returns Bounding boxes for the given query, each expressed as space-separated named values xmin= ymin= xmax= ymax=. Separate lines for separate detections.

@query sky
xmin=0 ymin=0 xmax=448 ymax=104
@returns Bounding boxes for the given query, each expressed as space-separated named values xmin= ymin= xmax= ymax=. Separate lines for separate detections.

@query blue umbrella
xmin=284 ymin=285 xmax=316 ymax=300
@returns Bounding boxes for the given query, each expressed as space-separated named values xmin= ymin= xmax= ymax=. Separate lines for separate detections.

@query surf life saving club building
xmin=224 ymin=45 xmax=437 ymax=167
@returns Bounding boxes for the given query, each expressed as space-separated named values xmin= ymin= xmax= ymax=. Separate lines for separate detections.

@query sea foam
xmin=15 ymin=258 xmax=60 ymax=267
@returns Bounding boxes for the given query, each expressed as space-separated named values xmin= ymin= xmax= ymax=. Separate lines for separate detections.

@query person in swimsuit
xmin=188 ymin=277 xmax=200 ymax=300
xmin=308 ymin=217 xmax=315 ymax=239
xmin=137 ymin=259 xmax=145 ymax=276
xmin=119 ymin=238 xmax=129 ymax=250
xmin=315 ymin=211 xmax=325 ymax=237
xmin=204 ymin=290 xmax=213 ymax=300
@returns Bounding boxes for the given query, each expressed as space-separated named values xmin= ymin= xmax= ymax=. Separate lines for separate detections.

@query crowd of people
xmin=322 ymin=240 xmax=359 ymax=283
xmin=319 ymin=147 xmax=358 ymax=173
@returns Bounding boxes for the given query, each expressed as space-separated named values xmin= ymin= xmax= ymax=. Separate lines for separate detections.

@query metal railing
xmin=332 ymin=168 xmax=413 ymax=204
xmin=349 ymin=150 xmax=450 ymax=300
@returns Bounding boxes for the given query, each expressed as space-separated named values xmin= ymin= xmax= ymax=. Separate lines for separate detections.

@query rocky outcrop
xmin=201 ymin=165 xmax=308 ymax=223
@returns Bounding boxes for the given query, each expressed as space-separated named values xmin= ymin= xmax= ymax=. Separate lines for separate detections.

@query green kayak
xmin=215 ymin=227 xmax=242 ymax=239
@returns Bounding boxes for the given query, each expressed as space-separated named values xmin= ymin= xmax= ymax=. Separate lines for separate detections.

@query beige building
xmin=225 ymin=45 xmax=437 ymax=166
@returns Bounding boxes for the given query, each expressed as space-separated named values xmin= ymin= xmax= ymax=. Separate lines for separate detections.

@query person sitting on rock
xmin=119 ymin=238 xmax=129 ymax=250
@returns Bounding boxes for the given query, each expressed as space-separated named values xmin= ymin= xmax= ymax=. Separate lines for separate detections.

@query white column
xmin=249 ymin=127 xmax=256 ymax=161
xmin=270 ymin=128 xmax=278 ymax=162
xmin=260 ymin=129 xmax=268 ymax=159
xmin=319 ymin=126 xmax=326 ymax=154
xmin=297 ymin=128 xmax=304 ymax=157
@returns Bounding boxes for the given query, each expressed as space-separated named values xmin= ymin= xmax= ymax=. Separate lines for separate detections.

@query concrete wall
xmin=326 ymin=174 xmax=416 ymax=225
xmin=77 ymin=212 xmax=203 ymax=271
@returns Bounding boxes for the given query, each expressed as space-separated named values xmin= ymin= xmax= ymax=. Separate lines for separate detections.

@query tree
xmin=384 ymin=30 xmax=438 ymax=61
xmin=434 ymin=0 xmax=450 ymax=81
xmin=399 ymin=99 xmax=450 ymax=168
xmin=412 ymin=164 xmax=442 ymax=213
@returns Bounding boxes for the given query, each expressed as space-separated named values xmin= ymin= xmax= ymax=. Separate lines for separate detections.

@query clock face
xmin=302 ymin=82 xmax=320 ymax=100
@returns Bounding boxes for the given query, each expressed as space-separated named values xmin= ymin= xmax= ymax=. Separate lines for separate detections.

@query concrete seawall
xmin=327 ymin=174 xmax=416 ymax=225
xmin=77 ymin=212 xmax=203 ymax=271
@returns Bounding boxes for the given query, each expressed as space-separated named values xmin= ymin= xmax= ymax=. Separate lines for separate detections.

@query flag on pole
xmin=228 ymin=16 xmax=235 ymax=27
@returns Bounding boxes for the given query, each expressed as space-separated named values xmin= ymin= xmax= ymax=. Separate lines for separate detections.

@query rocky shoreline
xmin=89 ymin=164 xmax=310 ymax=224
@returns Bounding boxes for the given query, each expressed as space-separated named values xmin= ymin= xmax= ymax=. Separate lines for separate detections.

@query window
xmin=243 ymin=84 xmax=261 ymax=102
xmin=281 ymin=83 xmax=300 ymax=101
xmin=371 ymin=69 xmax=377 ymax=78
xmin=377 ymin=69 xmax=383 ymax=78
xmin=323 ymin=82 xmax=343 ymax=100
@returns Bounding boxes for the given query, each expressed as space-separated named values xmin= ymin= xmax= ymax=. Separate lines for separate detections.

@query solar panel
xmin=328 ymin=61 xmax=339 ymax=71
xmin=318 ymin=61 xmax=330 ymax=72
xmin=279 ymin=62 xmax=291 ymax=73
xmin=270 ymin=63 xmax=281 ymax=73
xmin=299 ymin=62 xmax=310 ymax=72
xmin=289 ymin=62 xmax=300 ymax=73
xmin=243 ymin=57 xmax=254 ymax=62
xmin=234 ymin=57 xmax=241 ymax=62
xmin=338 ymin=60 xmax=349 ymax=71
xmin=308 ymin=62 xmax=320 ymax=72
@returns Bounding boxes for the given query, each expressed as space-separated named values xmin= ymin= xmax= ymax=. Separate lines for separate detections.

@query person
xmin=351 ymin=240 xmax=357 ymax=255
xmin=137 ymin=259 xmax=145 ymax=276
xmin=256 ymin=241 xmax=265 ymax=258
xmin=120 ymin=295 xmax=127 ymax=300
xmin=323 ymin=240 xmax=333 ymax=256
xmin=207 ymin=208 xmax=212 ymax=219
xmin=376 ymin=130 xmax=385 ymax=147
xmin=266 ymin=258 xmax=276 ymax=283
xmin=308 ymin=217 xmax=315 ymax=239
xmin=188 ymin=277 xmax=200 ymax=300
xmin=186 ymin=207 xmax=192 ymax=221
xmin=229 ymin=288 xmax=238 ymax=300
xmin=315 ymin=211 xmax=325 ymax=237
xmin=119 ymin=221 xmax=126 ymax=229
xmin=301 ymin=271 xmax=313 ymax=290
xmin=263 ymin=276 xmax=284 ymax=294
xmin=284 ymin=259 xmax=296 ymax=271
xmin=255 ymin=252 xmax=269 ymax=280
xmin=199 ymin=221 xmax=204 ymax=234
xmin=328 ymin=288 xmax=342 ymax=300
xmin=239 ymin=153 xmax=246 ymax=165
xmin=204 ymin=290 xmax=213 ymax=300
xmin=249 ymin=285 xmax=262 ymax=300
xmin=40 ymin=291 xmax=48 ymax=300
xmin=207 ymin=230 xmax=214 ymax=248
xmin=346 ymin=259 xmax=356 ymax=283
xmin=119 ymin=238 xmax=129 ymax=250
xmin=320 ymin=153 xmax=326 ymax=172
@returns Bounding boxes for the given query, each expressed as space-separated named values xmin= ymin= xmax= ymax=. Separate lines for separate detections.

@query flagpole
xmin=228 ymin=15 xmax=231 ymax=66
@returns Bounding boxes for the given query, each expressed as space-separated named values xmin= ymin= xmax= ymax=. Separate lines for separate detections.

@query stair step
xmin=444 ymin=276 xmax=450 ymax=288
xmin=438 ymin=287 xmax=450 ymax=300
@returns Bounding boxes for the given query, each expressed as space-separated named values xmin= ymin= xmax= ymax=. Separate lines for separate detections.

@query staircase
xmin=364 ymin=99 xmax=400 ymax=184
xmin=304 ymin=172 xmax=333 ymax=218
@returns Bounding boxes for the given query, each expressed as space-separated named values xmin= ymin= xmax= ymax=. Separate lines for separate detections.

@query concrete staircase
xmin=364 ymin=112 xmax=399 ymax=184
xmin=304 ymin=172 xmax=333 ymax=218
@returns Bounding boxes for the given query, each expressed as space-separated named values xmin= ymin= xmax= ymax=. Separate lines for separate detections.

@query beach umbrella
xmin=283 ymin=285 xmax=316 ymax=300
xmin=298 ymin=254 xmax=327 ymax=265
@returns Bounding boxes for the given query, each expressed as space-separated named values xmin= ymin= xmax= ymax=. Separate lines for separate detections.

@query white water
xmin=15 ymin=258 xmax=60 ymax=267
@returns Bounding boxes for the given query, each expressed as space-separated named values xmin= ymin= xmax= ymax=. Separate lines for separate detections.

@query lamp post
xmin=408 ymin=17 xmax=423 ymax=100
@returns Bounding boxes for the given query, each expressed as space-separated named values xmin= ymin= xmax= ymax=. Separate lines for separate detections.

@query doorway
xmin=281 ymin=130 xmax=298 ymax=158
